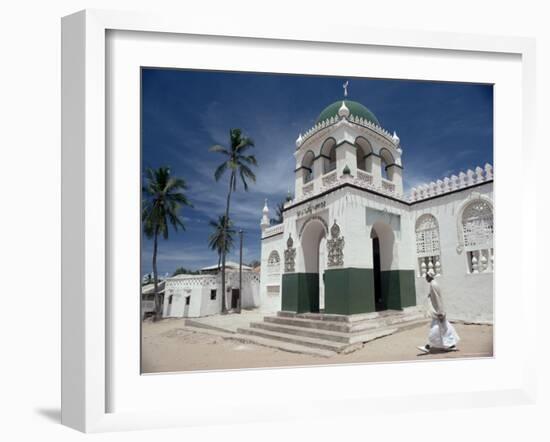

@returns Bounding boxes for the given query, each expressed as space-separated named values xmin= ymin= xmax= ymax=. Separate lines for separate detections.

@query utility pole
xmin=238 ymin=230 xmax=243 ymax=314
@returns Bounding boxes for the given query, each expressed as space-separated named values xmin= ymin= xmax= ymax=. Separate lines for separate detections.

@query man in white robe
xmin=417 ymin=269 xmax=460 ymax=353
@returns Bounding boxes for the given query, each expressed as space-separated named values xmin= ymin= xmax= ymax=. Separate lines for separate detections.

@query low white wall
xmin=163 ymin=271 xmax=260 ymax=318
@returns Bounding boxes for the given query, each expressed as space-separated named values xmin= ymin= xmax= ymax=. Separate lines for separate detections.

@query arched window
xmin=267 ymin=250 xmax=281 ymax=274
xmin=302 ymin=151 xmax=315 ymax=183
xmin=355 ymin=137 xmax=373 ymax=173
xmin=415 ymin=214 xmax=441 ymax=277
xmin=461 ymin=199 xmax=494 ymax=273
xmin=379 ymin=148 xmax=395 ymax=181
xmin=320 ymin=138 xmax=336 ymax=174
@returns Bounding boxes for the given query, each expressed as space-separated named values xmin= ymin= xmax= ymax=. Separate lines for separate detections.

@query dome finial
xmin=338 ymin=101 xmax=350 ymax=119
xmin=392 ymin=130 xmax=400 ymax=146
xmin=343 ymin=80 xmax=349 ymax=98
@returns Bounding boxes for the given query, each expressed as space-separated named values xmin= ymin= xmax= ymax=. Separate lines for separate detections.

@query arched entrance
xmin=299 ymin=218 xmax=327 ymax=313
xmin=370 ymin=221 xmax=395 ymax=311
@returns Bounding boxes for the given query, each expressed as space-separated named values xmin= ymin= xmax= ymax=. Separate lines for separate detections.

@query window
xmin=355 ymin=137 xmax=373 ymax=173
xmin=301 ymin=151 xmax=315 ymax=184
xmin=415 ymin=214 xmax=441 ymax=277
xmin=185 ymin=296 xmax=191 ymax=306
xmin=461 ymin=199 xmax=494 ymax=273
xmin=379 ymin=148 xmax=395 ymax=182
xmin=210 ymin=289 xmax=217 ymax=300
xmin=267 ymin=250 xmax=281 ymax=274
xmin=320 ymin=138 xmax=337 ymax=174
xmin=267 ymin=285 xmax=280 ymax=295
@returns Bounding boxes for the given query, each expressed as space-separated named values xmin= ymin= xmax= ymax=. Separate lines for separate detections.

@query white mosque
xmin=259 ymin=87 xmax=493 ymax=323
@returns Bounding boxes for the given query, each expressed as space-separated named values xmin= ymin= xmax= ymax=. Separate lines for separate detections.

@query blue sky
xmin=141 ymin=69 xmax=493 ymax=276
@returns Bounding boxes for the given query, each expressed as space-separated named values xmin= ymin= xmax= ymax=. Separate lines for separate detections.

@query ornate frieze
xmin=284 ymin=234 xmax=296 ymax=273
xmin=327 ymin=221 xmax=345 ymax=267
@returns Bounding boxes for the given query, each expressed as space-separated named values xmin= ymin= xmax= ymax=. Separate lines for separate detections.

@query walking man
xmin=417 ymin=269 xmax=460 ymax=353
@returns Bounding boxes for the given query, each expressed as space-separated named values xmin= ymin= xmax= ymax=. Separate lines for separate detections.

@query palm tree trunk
xmin=220 ymin=172 xmax=235 ymax=314
xmin=152 ymin=227 xmax=161 ymax=321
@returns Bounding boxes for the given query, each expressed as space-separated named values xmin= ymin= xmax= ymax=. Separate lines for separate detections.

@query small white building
xmin=162 ymin=262 xmax=261 ymax=318
xmin=259 ymin=97 xmax=493 ymax=323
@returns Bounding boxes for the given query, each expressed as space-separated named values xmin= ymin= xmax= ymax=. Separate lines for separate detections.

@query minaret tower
xmin=260 ymin=199 xmax=270 ymax=231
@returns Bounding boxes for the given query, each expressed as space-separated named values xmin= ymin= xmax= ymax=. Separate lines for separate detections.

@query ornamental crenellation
xmin=409 ymin=163 xmax=493 ymax=202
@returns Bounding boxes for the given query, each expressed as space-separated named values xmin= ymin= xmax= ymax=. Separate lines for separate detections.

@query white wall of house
xmin=163 ymin=271 xmax=260 ymax=318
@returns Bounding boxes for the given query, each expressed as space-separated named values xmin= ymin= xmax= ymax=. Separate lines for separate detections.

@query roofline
xmin=283 ymin=179 xmax=493 ymax=212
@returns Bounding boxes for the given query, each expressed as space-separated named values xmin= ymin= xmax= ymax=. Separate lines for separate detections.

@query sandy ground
xmin=141 ymin=317 xmax=493 ymax=373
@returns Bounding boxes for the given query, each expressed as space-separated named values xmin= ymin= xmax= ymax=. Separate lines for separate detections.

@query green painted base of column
xmin=380 ymin=270 xmax=417 ymax=310
xmin=324 ymin=268 xmax=375 ymax=315
xmin=281 ymin=273 xmax=319 ymax=313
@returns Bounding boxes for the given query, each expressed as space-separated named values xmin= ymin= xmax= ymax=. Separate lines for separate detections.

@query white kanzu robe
xmin=426 ymin=279 xmax=460 ymax=349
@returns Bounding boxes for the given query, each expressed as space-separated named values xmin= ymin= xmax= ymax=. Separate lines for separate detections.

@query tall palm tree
xmin=142 ymin=166 xmax=192 ymax=321
xmin=210 ymin=128 xmax=257 ymax=314
xmin=208 ymin=215 xmax=236 ymax=271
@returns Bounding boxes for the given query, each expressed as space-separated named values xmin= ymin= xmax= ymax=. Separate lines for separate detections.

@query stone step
xmin=265 ymin=311 xmax=426 ymax=333
xmin=182 ymin=325 xmax=336 ymax=357
xmin=231 ymin=332 xmax=337 ymax=358
xmin=251 ymin=320 xmax=399 ymax=344
xmin=251 ymin=321 xmax=353 ymax=343
xmin=237 ymin=327 xmax=347 ymax=352
xmin=276 ymin=307 xmax=423 ymax=323
xmin=252 ymin=318 xmax=428 ymax=345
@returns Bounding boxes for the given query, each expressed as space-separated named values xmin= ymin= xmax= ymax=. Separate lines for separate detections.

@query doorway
xmin=231 ymin=288 xmax=240 ymax=310
xmin=372 ymin=235 xmax=383 ymax=311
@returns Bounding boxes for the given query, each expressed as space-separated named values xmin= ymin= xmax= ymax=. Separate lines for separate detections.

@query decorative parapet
xmin=295 ymin=113 xmax=398 ymax=149
xmin=408 ymin=164 xmax=493 ymax=202
xmin=262 ymin=223 xmax=284 ymax=239
xmin=286 ymin=169 xmax=403 ymax=207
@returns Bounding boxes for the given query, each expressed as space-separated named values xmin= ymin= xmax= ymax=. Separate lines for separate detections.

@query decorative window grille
xmin=267 ymin=285 xmax=280 ymax=295
xmin=415 ymin=214 xmax=442 ymax=277
xmin=462 ymin=200 xmax=494 ymax=273
xmin=267 ymin=250 xmax=281 ymax=274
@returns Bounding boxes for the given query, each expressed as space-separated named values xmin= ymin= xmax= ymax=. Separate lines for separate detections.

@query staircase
xmin=234 ymin=307 xmax=428 ymax=358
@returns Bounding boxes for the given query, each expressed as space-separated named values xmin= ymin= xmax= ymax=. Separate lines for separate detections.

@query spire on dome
xmin=338 ymin=101 xmax=350 ymax=119
xmin=260 ymin=199 xmax=270 ymax=230
xmin=392 ymin=130 xmax=400 ymax=146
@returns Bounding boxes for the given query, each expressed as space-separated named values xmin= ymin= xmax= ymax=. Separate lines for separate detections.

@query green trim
xmin=281 ymin=273 xmax=319 ymax=313
xmin=324 ymin=268 xmax=375 ymax=315
xmin=380 ymin=270 xmax=416 ymax=310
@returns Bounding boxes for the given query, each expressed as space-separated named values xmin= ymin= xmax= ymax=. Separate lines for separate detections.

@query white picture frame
xmin=61 ymin=9 xmax=537 ymax=433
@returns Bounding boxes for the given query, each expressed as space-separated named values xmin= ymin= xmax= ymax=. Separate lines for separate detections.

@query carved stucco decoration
xmin=327 ymin=220 xmax=345 ymax=267
xmin=284 ymin=234 xmax=296 ymax=273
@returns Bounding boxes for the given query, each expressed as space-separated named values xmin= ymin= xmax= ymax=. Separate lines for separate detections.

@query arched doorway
xmin=370 ymin=221 xmax=395 ymax=311
xmin=300 ymin=218 xmax=328 ymax=313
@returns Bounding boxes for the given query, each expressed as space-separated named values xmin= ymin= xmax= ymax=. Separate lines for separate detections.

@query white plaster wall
xmin=164 ymin=272 xmax=260 ymax=318
xmin=259 ymin=233 xmax=284 ymax=313
xmin=410 ymin=183 xmax=494 ymax=322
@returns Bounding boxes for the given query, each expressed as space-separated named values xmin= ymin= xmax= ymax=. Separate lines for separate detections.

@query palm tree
xmin=208 ymin=215 xmax=236 ymax=271
xmin=210 ymin=128 xmax=257 ymax=314
xmin=270 ymin=201 xmax=286 ymax=225
xmin=142 ymin=166 xmax=192 ymax=321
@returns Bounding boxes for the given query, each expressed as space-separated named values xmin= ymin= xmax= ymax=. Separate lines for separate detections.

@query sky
xmin=141 ymin=69 xmax=493 ymax=276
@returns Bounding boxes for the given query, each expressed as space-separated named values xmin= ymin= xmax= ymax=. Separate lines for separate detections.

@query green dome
xmin=316 ymin=100 xmax=380 ymax=126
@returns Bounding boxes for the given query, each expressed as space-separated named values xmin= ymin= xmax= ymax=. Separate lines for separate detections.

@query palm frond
xmin=214 ymin=162 xmax=228 ymax=181
xmin=209 ymin=144 xmax=231 ymax=155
